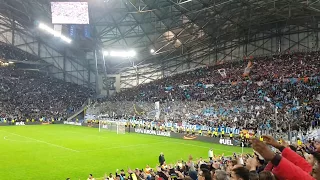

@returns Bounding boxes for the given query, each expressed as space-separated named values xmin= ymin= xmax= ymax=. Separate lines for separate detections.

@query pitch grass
xmin=0 ymin=125 xmax=252 ymax=180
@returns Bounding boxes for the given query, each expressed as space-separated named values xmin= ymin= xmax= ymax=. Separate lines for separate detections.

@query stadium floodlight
xmin=103 ymin=51 xmax=109 ymax=56
xmin=38 ymin=23 xmax=61 ymax=37
xmin=104 ymin=50 xmax=136 ymax=58
xmin=128 ymin=50 xmax=136 ymax=57
xmin=8 ymin=61 xmax=14 ymax=64
xmin=38 ymin=23 xmax=72 ymax=43
xmin=60 ymin=36 xmax=72 ymax=44
xmin=150 ymin=49 xmax=155 ymax=53
xmin=110 ymin=51 xmax=124 ymax=57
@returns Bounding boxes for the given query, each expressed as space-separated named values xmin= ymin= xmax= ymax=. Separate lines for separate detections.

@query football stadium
xmin=0 ymin=0 xmax=319 ymax=180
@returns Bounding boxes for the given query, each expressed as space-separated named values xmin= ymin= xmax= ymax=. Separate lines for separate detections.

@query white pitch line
xmin=80 ymin=141 xmax=168 ymax=153
xmin=3 ymin=132 xmax=79 ymax=152
xmin=3 ymin=136 xmax=35 ymax=143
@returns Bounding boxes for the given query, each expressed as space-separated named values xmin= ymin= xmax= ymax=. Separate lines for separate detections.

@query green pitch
xmin=0 ymin=125 xmax=252 ymax=180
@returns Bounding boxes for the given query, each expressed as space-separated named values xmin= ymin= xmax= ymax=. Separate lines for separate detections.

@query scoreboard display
xmin=51 ymin=2 xmax=89 ymax=24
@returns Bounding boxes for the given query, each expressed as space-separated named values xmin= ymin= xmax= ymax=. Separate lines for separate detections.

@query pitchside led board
xmin=51 ymin=2 xmax=89 ymax=24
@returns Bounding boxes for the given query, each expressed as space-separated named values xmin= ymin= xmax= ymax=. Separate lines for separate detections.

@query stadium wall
xmin=78 ymin=123 xmax=242 ymax=147
xmin=0 ymin=121 xmax=63 ymax=126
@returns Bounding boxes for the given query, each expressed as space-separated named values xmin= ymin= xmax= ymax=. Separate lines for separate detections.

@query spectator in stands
xmin=198 ymin=169 xmax=211 ymax=180
xmin=89 ymin=50 xmax=320 ymax=138
xmin=88 ymin=174 xmax=95 ymax=180
xmin=258 ymin=171 xmax=276 ymax=180
xmin=252 ymin=136 xmax=314 ymax=180
xmin=75 ymin=133 xmax=320 ymax=180
xmin=0 ymin=43 xmax=94 ymax=122
xmin=213 ymin=170 xmax=229 ymax=180
xmin=230 ymin=166 xmax=250 ymax=180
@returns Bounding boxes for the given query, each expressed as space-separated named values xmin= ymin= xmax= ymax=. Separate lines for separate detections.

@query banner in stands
xmin=15 ymin=122 xmax=25 ymax=126
xmin=134 ymin=128 xmax=171 ymax=137
xmin=63 ymin=121 xmax=82 ymax=126
xmin=83 ymin=118 xmax=244 ymax=135
xmin=219 ymin=139 xmax=234 ymax=146
xmin=305 ymin=129 xmax=320 ymax=141
xmin=0 ymin=121 xmax=54 ymax=126
xmin=162 ymin=131 xmax=240 ymax=146
xmin=128 ymin=120 xmax=241 ymax=135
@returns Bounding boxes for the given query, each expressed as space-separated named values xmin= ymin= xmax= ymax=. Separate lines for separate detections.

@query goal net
xmin=98 ymin=120 xmax=126 ymax=134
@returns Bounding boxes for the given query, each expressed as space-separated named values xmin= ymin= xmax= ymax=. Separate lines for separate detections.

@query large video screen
xmin=51 ymin=2 xmax=89 ymax=24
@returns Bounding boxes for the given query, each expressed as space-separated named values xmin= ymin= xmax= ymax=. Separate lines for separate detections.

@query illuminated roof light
xmin=60 ymin=36 xmax=72 ymax=43
xmin=103 ymin=51 xmax=109 ymax=56
xmin=128 ymin=50 xmax=136 ymax=57
xmin=108 ymin=50 xmax=136 ymax=58
xmin=110 ymin=51 xmax=124 ymax=57
xmin=38 ymin=22 xmax=72 ymax=43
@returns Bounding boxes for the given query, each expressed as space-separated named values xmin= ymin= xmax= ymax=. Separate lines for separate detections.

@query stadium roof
xmin=1 ymin=0 xmax=320 ymax=77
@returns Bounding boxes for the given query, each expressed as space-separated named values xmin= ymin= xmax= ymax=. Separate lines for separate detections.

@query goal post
xmin=98 ymin=120 xmax=126 ymax=134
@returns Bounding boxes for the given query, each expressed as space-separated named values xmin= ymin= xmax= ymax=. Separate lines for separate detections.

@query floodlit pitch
xmin=0 ymin=125 xmax=252 ymax=180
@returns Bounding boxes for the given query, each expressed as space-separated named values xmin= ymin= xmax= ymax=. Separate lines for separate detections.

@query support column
xmin=94 ymin=50 xmax=100 ymax=95
xmin=11 ymin=19 xmax=15 ymax=45
xmin=136 ymin=65 xmax=139 ymax=86
xmin=102 ymin=52 xmax=110 ymax=97
xmin=63 ymin=51 xmax=66 ymax=82
xmin=87 ymin=56 xmax=91 ymax=88
xmin=315 ymin=19 xmax=319 ymax=49
xmin=277 ymin=26 xmax=281 ymax=53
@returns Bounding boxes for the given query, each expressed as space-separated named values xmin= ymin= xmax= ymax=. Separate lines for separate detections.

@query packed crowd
xmin=90 ymin=51 xmax=320 ymax=133
xmin=0 ymin=42 xmax=38 ymax=62
xmin=78 ymin=135 xmax=320 ymax=180
xmin=0 ymin=43 xmax=94 ymax=121
xmin=111 ymin=52 xmax=319 ymax=102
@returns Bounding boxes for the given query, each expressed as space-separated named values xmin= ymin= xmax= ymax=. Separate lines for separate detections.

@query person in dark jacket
xmin=159 ymin=152 xmax=165 ymax=165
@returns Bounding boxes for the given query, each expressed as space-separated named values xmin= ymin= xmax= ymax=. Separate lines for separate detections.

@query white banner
xmin=15 ymin=122 xmax=25 ymax=126
xmin=135 ymin=128 xmax=170 ymax=137
xmin=179 ymin=85 xmax=190 ymax=89
xmin=63 ymin=121 xmax=82 ymax=126
xmin=219 ymin=139 xmax=234 ymax=146
xmin=155 ymin=101 xmax=160 ymax=120
xmin=102 ymin=125 xmax=108 ymax=129
xmin=306 ymin=129 xmax=320 ymax=140
xmin=155 ymin=101 xmax=160 ymax=110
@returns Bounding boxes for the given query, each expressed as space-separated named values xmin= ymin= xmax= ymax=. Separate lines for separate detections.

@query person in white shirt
xmin=208 ymin=148 xmax=214 ymax=161
xmin=88 ymin=174 xmax=95 ymax=180
xmin=198 ymin=157 xmax=205 ymax=166
xmin=238 ymin=154 xmax=244 ymax=165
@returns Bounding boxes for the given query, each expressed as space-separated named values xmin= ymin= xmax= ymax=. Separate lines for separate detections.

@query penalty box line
xmin=0 ymin=130 xmax=79 ymax=152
